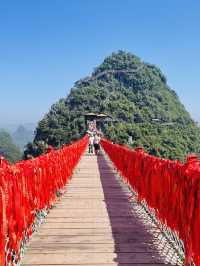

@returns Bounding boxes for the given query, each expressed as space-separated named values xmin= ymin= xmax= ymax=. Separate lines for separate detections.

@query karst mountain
xmin=33 ymin=51 xmax=200 ymax=161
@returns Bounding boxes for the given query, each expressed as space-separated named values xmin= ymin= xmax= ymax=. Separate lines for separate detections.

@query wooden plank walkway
xmin=21 ymin=152 xmax=180 ymax=266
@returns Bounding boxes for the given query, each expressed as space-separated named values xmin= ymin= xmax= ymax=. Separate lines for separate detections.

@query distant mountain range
xmin=0 ymin=122 xmax=36 ymax=134
xmin=0 ymin=130 xmax=22 ymax=163
xmin=12 ymin=125 xmax=35 ymax=150
xmin=0 ymin=123 xmax=36 ymax=151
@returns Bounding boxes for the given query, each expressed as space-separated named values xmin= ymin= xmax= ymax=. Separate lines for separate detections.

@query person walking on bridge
xmin=93 ymin=134 xmax=101 ymax=155
xmin=88 ymin=134 xmax=94 ymax=154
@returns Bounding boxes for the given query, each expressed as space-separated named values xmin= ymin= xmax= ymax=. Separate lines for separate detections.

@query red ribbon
xmin=101 ymin=139 xmax=200 ymax=266
xmin=0 ymin=136 xmax=88 ymax=265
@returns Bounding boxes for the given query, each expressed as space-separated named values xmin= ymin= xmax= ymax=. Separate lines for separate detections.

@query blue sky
xmin=0 ymin=0 xmax=200 ymax=125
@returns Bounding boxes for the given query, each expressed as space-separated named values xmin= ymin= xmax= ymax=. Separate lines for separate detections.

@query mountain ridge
xmin=32 ymin=51 xmax=200 ymax=161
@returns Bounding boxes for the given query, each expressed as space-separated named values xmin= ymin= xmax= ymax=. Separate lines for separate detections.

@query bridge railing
xmin=101 ymin=139 xmax=200 ymax=266
xmin=0 ymin=136 xmax=88 ymax=266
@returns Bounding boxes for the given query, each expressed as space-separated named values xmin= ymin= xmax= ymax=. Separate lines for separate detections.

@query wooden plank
xmin=22 ymin=264 xmax=171 ymax=266
xmin=21 ymin=252 xmax=163 ymax=264
xmin=21 ymin=153 xmax=177 ymax=266
xmin=25 ymin=243 xmax=157 ymax=253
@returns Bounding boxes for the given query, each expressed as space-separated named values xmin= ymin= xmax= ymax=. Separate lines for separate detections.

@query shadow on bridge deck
xmin=21 ymin=151 xmax=181 ymax=266
xmin=97 ymin=152 xmax=180 ymax=266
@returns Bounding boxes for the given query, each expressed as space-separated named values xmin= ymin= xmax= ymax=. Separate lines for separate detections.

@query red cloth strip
xmin=0 ymin=136 xmax=88 ymax=265
xmin=101 ymin=139 xmax=200 ymax=266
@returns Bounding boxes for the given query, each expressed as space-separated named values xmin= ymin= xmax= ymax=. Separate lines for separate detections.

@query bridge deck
xmin=21 ymin=152 xmax=180 ymax=266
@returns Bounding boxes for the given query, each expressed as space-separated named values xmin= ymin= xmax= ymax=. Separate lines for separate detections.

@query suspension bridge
xmin=0 ymin=136 xmax=199 ymax=266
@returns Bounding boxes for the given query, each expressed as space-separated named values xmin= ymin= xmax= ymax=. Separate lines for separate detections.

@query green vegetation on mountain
xmin=0 ymin=130 xmax=22 ymax=163
xmin=33 ymin=51 xmax=200 ymax=161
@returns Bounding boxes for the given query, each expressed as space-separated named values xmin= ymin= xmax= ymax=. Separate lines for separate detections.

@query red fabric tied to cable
xmin=101 ymin=139 xmax=200 ymax=266
xmin=0 ymin=136 xmax=88 ymax=266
